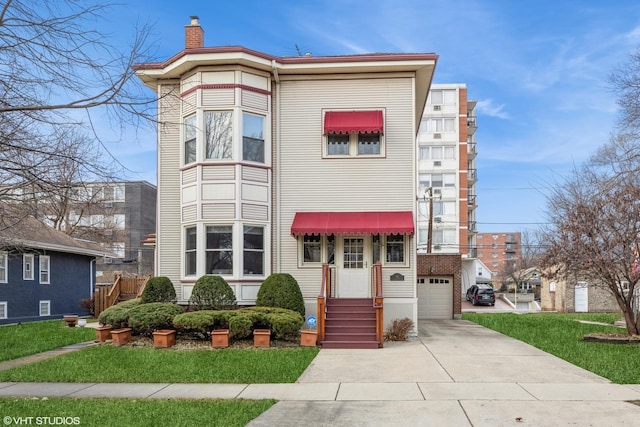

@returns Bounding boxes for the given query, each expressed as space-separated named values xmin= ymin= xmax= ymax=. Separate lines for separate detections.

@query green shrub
xmin=190 ymin=276 xmax=237 ymax=310
xmin=140 ymin=276 xmax=176 ymax=304
xmin=229 ymin=314 xmax=253 ymax=339
xmin=173 ymin=310 xmax=216 ymax=338
xmin=241 ymin=306 xmax=304 ymax=340
xmin=127 ymin=303 xmax=184 ymax=336
xmin=97 ymin=299 xmax=142 ymax=328
xmin=255 ymin=273 xmax=305 ymax=317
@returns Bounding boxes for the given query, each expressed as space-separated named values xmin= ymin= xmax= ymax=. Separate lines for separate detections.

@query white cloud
xmin=475 ymin=99 xmax=510 ymax=120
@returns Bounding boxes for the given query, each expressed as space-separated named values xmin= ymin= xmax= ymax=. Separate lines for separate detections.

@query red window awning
xmin=291 ymin=211 xmax=414 ymax=236
xmin=324 ymin=111 xmax=383 ymax=134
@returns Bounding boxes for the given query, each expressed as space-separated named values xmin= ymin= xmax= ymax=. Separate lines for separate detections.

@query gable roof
xmin=0 ymin=216 xmax=113 ymax=258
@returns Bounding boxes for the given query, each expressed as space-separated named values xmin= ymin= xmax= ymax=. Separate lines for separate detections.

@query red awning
xmin=324 ymin=111 xmax=383 ymax=134
xmin=291 ymin=211 xmax=414 ymax=236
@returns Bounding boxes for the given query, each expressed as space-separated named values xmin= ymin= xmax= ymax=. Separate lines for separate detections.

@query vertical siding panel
xmin=157 ymin=83 xmax=183 ymax=296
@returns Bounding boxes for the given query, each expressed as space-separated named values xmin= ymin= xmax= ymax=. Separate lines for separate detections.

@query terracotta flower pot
xmin=253 ymin=329 xmax=271 ymax=348
xmin=95 ymin=326 xmax=112 ymax=342
xmin=211 ymin=329 xmax=230 ymax=348
xmin=111 ymin=328 xmax=132 ymax=346
xmin=300 ymin=330 xmax=318 ymax=347
xmin=153 ymin=329 xmax=176 ymax=348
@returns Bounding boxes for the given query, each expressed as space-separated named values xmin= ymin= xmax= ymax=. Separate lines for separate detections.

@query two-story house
xmin=134 ymin=17 xmax=437 ymax=345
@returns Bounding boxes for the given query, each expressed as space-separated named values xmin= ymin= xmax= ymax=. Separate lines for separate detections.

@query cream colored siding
xmin=182 ymin=92 xmax=197 ymax=116
xmin=242 ymin=204 xmax=269 ymax=221
xmin=276 ymin=77 xmax=416 ymax=298
xmin=202 ymin=89 xmax=235 ymax=107
xmin=202 ymin=165 xmax=235 ymax=181
xmin=182 ymin=205 xmax=197 ymax=222
xmin=182 ymin=185 xmax=197 ymax=203
xmin=157 ymin=83 xmax=182 ymax=292
xmin=242 ymin=166 xmax=268 ymax=183
xmin=202 ymin=203 xmax=235 ymax=219
xmin=241 ymin=72 xmax=268 ymax=90
xmin=182 ymin=168 xmax=197 ymax=184
xmin=242 ymin=90 xmax=268 ymax=110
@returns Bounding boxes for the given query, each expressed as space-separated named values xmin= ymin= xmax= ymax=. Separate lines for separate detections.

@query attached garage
xmin=418 ymin=276 xmax=453 ymax=319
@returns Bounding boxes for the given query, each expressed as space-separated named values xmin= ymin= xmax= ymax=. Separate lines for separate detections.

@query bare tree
xmin=610 ymin=48 xmax=640 ymax=139
xmin=0 ymin=0 xmax=160 ymax=228
xmin=500 ymin=231 xmax=543 ymax=296
xmin=541 ymin=153 xmax=640 ymax=335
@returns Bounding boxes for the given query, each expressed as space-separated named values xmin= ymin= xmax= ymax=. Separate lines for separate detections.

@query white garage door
xmin=418 ymin=276 xmax=453 ymax=320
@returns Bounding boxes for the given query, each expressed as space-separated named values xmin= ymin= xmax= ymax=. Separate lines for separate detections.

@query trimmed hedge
xmin=127 ymin=302 xmax=184 ymax=336
xmin=256 ymin=273 xmax=305 ymax=317
xmin=190 ymin=275 xmax=237 ymax=310
xmin=140 ymin=276 xmax=176 ymax=304
xmin=171 ymin=306 xmax=303 ymax=341
xmin=97 ymin=298 xmax=142 ymax=328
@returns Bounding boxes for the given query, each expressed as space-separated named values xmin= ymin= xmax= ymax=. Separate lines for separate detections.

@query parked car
xmin=466 ymin=284 xmax=496 ymax=306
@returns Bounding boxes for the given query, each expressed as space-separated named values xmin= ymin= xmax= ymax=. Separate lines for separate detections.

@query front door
xmin=338 ymin=237 xmax=370 ymax=297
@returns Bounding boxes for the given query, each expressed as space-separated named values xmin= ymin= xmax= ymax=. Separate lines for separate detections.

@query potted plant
xmin=95 ymin=325 xmax=113 ymax=342
xmin=110 ymin=328 xmax=132 ymax=346
xmin=253 ymin=329 xmax=271 ymax=348
xmin=152 ymin=329 xmax=176 ymax=348
xmin=63 ymin=315 xmax=78 ymax=327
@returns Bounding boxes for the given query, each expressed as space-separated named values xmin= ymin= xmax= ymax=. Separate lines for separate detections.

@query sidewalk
xmin=1 ymin=320 xmax=640 ymax=426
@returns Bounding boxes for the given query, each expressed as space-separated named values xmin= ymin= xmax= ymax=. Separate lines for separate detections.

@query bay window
xmin=184 ymin=115 xmax=197 ymax=164
xmin=205 ymin=111 xmax=233 ymax=160
xmin=206 ymin=226 xmax=233 ymax=274
xmin=185 ymin=227 xmax=197 ymax=276
xmin=243 ymin=226 xmax=264 ymax=275
xmin=243 ymin=113 xmax=265 ymax=163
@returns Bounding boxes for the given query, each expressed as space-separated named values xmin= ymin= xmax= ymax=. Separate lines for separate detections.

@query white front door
xmin=338 ymin=237 xmax=370 ymax=298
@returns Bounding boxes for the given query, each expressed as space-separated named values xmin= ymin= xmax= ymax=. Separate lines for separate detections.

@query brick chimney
xmin=185 ymin=16 xmax=204 ymax=49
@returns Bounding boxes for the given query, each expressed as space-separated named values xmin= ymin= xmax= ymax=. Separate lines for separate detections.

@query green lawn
xmin=462 ymin=312 xmax=640 ymax=384
xmin=0 ymin=397 xmax=275 ymax=427
xmin=0 ymin=344 xmax=319 ymax=383
xmin=0 ymin=320 xmax=96 ymax=362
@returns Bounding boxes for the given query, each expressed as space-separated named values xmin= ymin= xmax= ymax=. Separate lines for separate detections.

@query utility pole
xmin=427 ymin=187 xmax=434 ymax=254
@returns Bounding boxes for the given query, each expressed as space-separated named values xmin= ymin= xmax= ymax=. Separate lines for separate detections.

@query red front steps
xmin=321 ymin=298 xmax=380 ymax=349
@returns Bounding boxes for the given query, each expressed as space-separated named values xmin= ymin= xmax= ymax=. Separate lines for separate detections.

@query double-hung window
xmin=184 ymin=115 xmax=197 ymax=164
xmin=301 ymin=235 xmax=335 ymax=266
xmin=206 ymin=226 xmax=233 ymax=275
xmin=185 ymin=227 xmax=197 ymax=276
xmin=39 ymin=255 xmax=50 ymax=284
xmin=205 ymin=111 xmax=233 ymax=160
xmin=324 ymin=110 xmax=384 ymax=157
xmin=0 ymin=301 xmax=6 ymax=319
xmin=243 ymin=226 xmax=264 ymax=275
xmin=386 ymin=235 xmax=405 ymax=263
xmin=23 ymin=254 xmax=34 ymax=280
xmin=0 ymin=252 xmax=6 ymax=283
xmin=243 ymin=113 xmax=265 ymax=163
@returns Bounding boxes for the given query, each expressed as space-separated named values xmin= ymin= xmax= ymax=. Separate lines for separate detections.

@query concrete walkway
xmin=1 ymin=320 xmax=640 ymax=426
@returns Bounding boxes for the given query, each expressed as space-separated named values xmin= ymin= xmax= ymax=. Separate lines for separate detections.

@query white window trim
xmin=0 ymin=251 xmax=7 ymax=283
xmin=39 ymin=300 xmax=50 ymax=317
xmin=323 ymin=132 xmax=385 ymax=158
xmin=383 ymin=234 xmax=409 ymax=267
xmin=39 ymin=255 xmax=50 ymax=284
xmin=23 ymin=254 xmax=34 ymax=281
xmin=0 ymin=301 xmax=6 ymax=319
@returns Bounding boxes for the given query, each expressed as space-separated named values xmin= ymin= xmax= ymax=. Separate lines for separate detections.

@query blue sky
xmin=108 ymin=0 xmax=640 ymax=233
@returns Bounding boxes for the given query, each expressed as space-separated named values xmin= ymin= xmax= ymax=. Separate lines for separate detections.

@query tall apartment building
xmin=417 ymin=84 xmax=478 ymax=289
xmin=476 ymin=232 xmax=522 ymax=282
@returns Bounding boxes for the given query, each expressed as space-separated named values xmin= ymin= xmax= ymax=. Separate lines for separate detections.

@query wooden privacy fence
xmin=93 ymin=275 xmax=150 ymax=317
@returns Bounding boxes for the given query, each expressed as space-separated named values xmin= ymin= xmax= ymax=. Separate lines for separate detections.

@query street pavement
xmin=1 ymin=320 xmax=640 ymax=426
